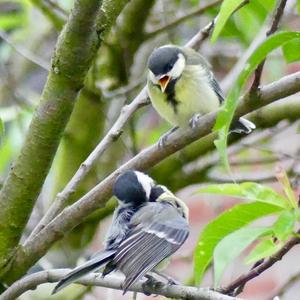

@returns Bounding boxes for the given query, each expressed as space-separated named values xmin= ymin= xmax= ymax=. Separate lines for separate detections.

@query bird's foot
xmin=189 ymin=113 xmax=203 ymax=129
xmin=167 ymin=277 xmax=179 ymax=286
xmin=158 ymin=127 xmax=179 ymax=148
xmin=151 ymin=270 xmax=180 ymax=285
xmin=142 ymin=275 xmax=164 ymax=296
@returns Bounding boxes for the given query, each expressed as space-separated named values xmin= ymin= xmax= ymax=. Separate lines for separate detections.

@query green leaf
xmin=198 ymin=182 xmax=289 ymax=209
xmin=276 ymin=167 xmax=298 ymax=209
xmin=213 ymin=31 xmax=300 ymax=171
xmin=245 ymin=239 xmax=281 ymax=265
xmin=214 ymin=128 xmax=230 ymax=172
xmin=282 ymin=39 xmax=300 ymax=63
xmin=0 ymin=118 xmax=3 ymax=137
xmin=211 ymin=0 xmax=246 ymax=42
xmin=194 ymin=202 xmax=282 ymax=285
xmin=273 ymin=211 xmax=296 ymax=242
xmin=298 ymin=0 xmax=300 ymax=14
xmin=214 ymin=227 xmax=271 ymax=286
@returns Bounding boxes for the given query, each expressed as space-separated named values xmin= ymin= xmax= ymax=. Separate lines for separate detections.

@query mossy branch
xmin=0 ymin=0 xmax=129 ymax=281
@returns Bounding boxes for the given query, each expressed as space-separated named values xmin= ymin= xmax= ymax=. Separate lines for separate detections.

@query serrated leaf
xmin=245 ymin=239 xmax=281 ymax=265
xmin=198 ymin=182 xmax=289 ymax=209
xmin=213 ymin=31 xmax=300 ymax=172
xmin=273 ymin=211 xmax=296 ymax=242
xmin=214 ymin=226 xmax=271 ymax=286
xmin=212 ymin=0 xmax=246 ymax=42
xmin=282 ymin=39 xmax=300 ymax=63
xmin=194 ymin=202 xmax=282 ymax=285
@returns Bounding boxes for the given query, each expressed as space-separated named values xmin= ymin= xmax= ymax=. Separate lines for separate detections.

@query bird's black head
xmin=113 ymin=170 xmax=155 ymax=207
xmin=149 ymin=185 xmax=167 ymax=202
xmin=148 ymin=46 xmax=184 ymax=76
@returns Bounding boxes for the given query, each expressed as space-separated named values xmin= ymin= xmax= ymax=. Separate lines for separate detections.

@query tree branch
xmin=219 ymin=229 xmax=300 ymax=295
xmin=145 ymin=0 xmax=222 ymax=39
xmin=27 ymin=87 xmax=149 ymax=239
xmin=0 ymin=269 xmax=240 ymax=300
xmin=0 ymin=30 xmax=50 ymax=71
xmin=5 ymin=71 xmax=299 ymax=284
xmin=27 ymin=10 xmax=221 ymax=239
xmin=179 ymin=96 xmax=300 ymax=189
xmin=272 ymin=270 xmax=300 ymax=298
xmin=0 ymin=0 xmax=130 ymax=283
xmin=249 ymin=0 xmax=288 ymax=94
xmin=29 ymin=0 xmax=67 ymax=30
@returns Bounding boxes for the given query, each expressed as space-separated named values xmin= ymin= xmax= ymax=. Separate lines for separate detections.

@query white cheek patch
xmin=148 ymin=70 xmax=157 ymax=84
xmin=168 ymin=53 xmax=185 ymax=79
xmin=134 ymin=171 xmax=154 ymax=199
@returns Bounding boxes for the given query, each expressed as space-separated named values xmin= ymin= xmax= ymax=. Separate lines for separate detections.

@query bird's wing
xmin=112 ymin=202 xmax=189 ymax=293
xmin=210 ymin=77 xmax=225 ymax=103
xmin=183 ymin=46 xmax=225 ymax=104
xmin=52 ymin=250 xmax=115 ymax=294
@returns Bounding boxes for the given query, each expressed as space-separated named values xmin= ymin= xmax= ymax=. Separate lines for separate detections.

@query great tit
xmin=52 ymin=170 xmax=189 ymax=295
xmin=147 ymin=45 xmax=255 ymax=133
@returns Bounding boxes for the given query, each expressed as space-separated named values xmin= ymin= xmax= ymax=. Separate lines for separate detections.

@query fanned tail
xmin=52 ymin=250 xmax=115 ymax=294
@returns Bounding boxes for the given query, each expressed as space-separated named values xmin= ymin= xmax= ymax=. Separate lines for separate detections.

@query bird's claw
xmin=167 ymin=277 xmax=180 ymax=285
xmin=142 ymin=275 xmax=164 ymax=296
xmin=158 ymin=135 xmax=168 ymax=149
xmin=189 ymin=113 xmax=203 ymax=129
xmin=158 ymin=127 xmax=179 ymax=149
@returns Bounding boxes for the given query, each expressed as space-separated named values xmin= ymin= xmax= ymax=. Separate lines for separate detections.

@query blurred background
xmin=0 ymin=0 xmax=300 ymax=299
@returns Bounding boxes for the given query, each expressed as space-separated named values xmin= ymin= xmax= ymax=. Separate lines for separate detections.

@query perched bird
xmin=52 ymin=170 xmax=189 ymax=295
xmin=147 ymin=45 xmax=255 ymax=134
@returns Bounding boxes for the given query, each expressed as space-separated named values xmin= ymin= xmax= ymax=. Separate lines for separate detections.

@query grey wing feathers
xmin=210 ymin=77 xmax=225 ymax=103
xmin=182 ymin=46 xmax=224 ymax=104
xmin=112 ymin=203 xmax=189 ymax=293
xmin=52 ymin=250 xmax=115 ymax=294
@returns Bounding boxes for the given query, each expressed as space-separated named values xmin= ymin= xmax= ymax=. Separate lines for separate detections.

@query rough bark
xmin=0 ymin=0 xmax=129 ymax=280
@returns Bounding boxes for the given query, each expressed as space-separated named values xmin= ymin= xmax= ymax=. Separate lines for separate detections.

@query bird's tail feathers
xmin=52 ymin=250 xmax=115 ymax=294
xmin=231 ymin=117 xmax=255 ymax=134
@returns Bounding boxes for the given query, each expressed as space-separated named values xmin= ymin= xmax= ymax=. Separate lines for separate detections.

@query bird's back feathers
xmin=112 ymin=202 xmax=189 ymax=293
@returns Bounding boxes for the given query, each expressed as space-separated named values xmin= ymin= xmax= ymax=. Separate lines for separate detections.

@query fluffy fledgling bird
xmin=52 ymin=170 xmax=189 ymax=295
xmin=147 ymin=45 xmax=255 ymax=133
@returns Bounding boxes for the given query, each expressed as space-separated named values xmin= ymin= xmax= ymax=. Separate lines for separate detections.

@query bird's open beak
xmin=158 ymin=75 xmax=171 ymax=93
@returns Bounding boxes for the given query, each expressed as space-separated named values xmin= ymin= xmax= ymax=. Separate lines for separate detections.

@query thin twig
xmin=101 ymin=77 xmax=145 ymax=98
xmin=271 ymin=270 xmax=300 ymax=299
xmin=183 ymin=124 xmax=288 ymax=177
xmin=30 ymin=0 xmax=66 ymax=30
xmin=0 ymin=30 xmax=50 ymax=71
xmin=27 ymin=88 xmax=149 ymax=240
xmin=219 ymin=229 xmax=300 ymax=295
xmin=0 ymin=269 xmax=240 ymax=300
xmin=249 ymin=0 xmax=288 ymax=95
xmin=44 ymin=0 xmax=68 ymax=16
xmin=229 ymin=156 xmax=279 ymax=166
xmin=207 ymin=167 xmax=291 ymax=183
xmin=220 ymin=25 xmax=267 ymax=93
xmin=145 ymin=0 xmax=222 ymax=39
xmin=186 ymin=0 xmax=250 ymax=51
